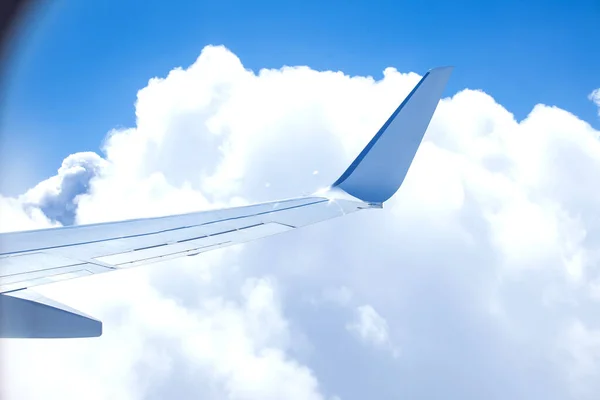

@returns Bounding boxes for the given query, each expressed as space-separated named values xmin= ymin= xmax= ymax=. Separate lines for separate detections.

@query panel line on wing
xmin=99 ymin=241 xmax=231 ymax=267
xmin=176 ymin=223 xmax=266 ymax=244
xmin=1 ymin=262 xmax=88 ymax=278
xmin=207 ymin=229 xmax=237 ymax=237
xmin=270 ymin=221 xmax=296 ymax=229
xmin=91 ymin=222 xmax=295 ymax=268
xmin=175 ymin=235 xmax=207 ymax=244
xmin=0 ymin=267 xmax=96 ymax=292
xmin=133 ymin=243 xmax=169 ymax=252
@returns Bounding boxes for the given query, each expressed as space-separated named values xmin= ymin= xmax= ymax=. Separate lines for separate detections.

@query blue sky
xmin=0 ymin=0 xmax=598 ymax=195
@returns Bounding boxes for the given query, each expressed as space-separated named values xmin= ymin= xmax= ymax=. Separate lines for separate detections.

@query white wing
xmin=0 ymin=67 xmax=453 ymax=338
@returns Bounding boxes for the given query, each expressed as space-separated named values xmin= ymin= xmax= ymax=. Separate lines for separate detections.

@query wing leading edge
xmin=0 ymin=67 xmax=453 ymax=338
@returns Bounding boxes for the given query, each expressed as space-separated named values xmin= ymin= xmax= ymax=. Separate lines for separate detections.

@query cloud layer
xmin=2 ymin=45 xmax=600 ymax=399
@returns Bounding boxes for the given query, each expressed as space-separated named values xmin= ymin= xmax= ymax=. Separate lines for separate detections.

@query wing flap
xmin=0 ymin=289 xmax=102 ymax=338
xmin=49 ymin=216 xmax=263 ymax=259
xmin=93 ymin=222 xmax=293 ymax=267
xmin=0 ymin=252 xmax=86 ymax=275
xmin=0 ymin=262 xmax=110 ymax=293
xmin=0 ymin=198 xmax=359 ymax=294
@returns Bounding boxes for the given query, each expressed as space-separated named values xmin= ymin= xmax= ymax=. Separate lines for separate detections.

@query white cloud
xmin=0 ymin=195 xmax=55 ymax=233
xmin=558 ymin=320 xmax=600 ymax=399
xmin=2 ymin=272 xmax=324 ymax=400
xmin=322 ymin=286 xmax=353 ymax=307
xmin=0 ymin=151 xmax=107 ymax=233
xmin=347 ymin=305 xmax=399 ymax=357
xmin=23 ymin=152 xmax=108 ymax=225
xmin=589 ymin=89 xmax=600 ymax=115
xmin=2 ymin=45 xmax=600 ymax=399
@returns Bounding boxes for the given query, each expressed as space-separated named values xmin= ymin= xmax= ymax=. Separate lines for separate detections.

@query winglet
xmin=331 ymin=67 xmax=453 ymax=204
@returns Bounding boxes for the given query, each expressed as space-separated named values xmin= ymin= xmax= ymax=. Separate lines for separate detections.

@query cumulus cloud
xmin=0 ymin=152 xmax=106 ymax=232
xmin=22 ymin=152 xmax=108 ymax=225
xmin=2 ymin=273 xmax=324 ymax=400
xmin=2 ymin=45 xmax=600 ymax=399
xmin=590 ymin=89 xmax=600 ymax=115
xmin=0 ymin=194 xmax=55 ymax=233
xmin=322 ymin=286 xmax=353 ymax=307
xmin=560 ymin=320 xmax=600 ymax=398
xmin=346 ymin=305 xmax=399 ymax=357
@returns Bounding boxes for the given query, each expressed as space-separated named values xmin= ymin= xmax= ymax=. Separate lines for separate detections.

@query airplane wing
xmin=0 ymin=66 xmax=453 ymax=338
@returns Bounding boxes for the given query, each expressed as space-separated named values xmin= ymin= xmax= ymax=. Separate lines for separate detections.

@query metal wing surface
xmin=0 ymin=66 xmax=453 ymax=338
xmin=0 ymin=197 xmax=359 ymax=294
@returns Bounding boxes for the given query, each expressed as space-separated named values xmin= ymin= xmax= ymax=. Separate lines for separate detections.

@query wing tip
xmin=429 ymin=65 xmax=454 ymax=72
xmin=329 ymin=66 xmax=453 ymax=204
